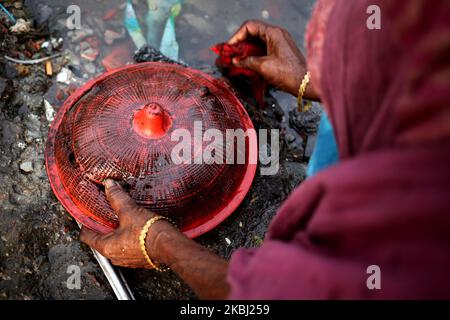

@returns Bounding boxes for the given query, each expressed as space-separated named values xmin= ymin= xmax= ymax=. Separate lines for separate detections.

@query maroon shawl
xmin=228 ymin=0 xmax=450 ymax=299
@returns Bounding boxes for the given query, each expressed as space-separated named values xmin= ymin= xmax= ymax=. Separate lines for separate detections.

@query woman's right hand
xmin=228 ymin=20 xmax=319 ymax=100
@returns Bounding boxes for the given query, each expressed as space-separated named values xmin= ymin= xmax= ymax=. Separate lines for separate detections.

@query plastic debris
xmin=0 ymin=3 xmax=16 ymax=23
xmin=44 ymin=100 xmax=55 ymax=122
xmin=159 ymin=3 xmax=181 ymax=61
xmin=4 ymin=53 xmax=63 ymax=65
xmin=124 ymin=0 xmax=147 ymax=49
xmin=145 ymin=0 xmax=178 ymax=47
xmin=10 ymin=19 xmax=32 ymax=34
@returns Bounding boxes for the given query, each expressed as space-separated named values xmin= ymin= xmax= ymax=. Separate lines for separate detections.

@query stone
xmin=68 ymin=28 xmax=94 ymax=43
xmin=104 ymin=29 xmax=126 ymax=45
xmin=19 ymin=161 xmax=33 ymax=173
xmin=56 ymin=68 xmax=73 ymax=84
xmin=84 ymin=62 xmax=96 ymax=74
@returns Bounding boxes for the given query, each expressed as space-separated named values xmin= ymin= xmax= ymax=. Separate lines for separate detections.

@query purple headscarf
xmin=228 ymin=0 xmax=450 ymax=299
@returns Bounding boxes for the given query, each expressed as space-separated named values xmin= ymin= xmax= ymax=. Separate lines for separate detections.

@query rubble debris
xmin=80 ymin=37 xmax=100 ymax=62
xmin=51 ymin=37 xmax=64 ymax=50
xmin=84 ymin=62 xmax=96 ymax=74
xmin=67 ymin=28 xmax=94 ymax=43
xmin=10 ymin=18 xmax=32 ymax=34
xmin=80 ymin=47 xmax=99 ymax=62
xmin=56 ymin=67 xmax=73 ymax=84
xmin=102 ymin=41 xmax=135 ymax=71
xmin=19 ymin=161 xmax=34 ymax=173
xmin=42 ymin=37 xmax=64 ymax=53
xmin=104 ymin=29 xmax=126 ymax=45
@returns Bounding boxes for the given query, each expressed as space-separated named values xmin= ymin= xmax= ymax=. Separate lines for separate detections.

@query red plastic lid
xmin=45 ymin=62 xmax=257 ymax=238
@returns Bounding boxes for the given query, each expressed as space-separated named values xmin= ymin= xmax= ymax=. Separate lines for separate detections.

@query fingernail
xmin=104 ymin=179 xmax=116 ymax=189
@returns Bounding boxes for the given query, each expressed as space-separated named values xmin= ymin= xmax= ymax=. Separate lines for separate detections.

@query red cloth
xmin=211 ymin=41 xmax=266 ymax=107
xmin=228 ymin=0 xmax=450 ymax=299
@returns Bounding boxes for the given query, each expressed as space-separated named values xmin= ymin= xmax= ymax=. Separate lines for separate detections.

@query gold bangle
xmin=297 ymin=71 xmax=312 ymax=112
xmin=139 ymin=216 xmax=175 ymax=272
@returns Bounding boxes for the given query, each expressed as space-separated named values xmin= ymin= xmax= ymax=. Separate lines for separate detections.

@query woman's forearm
xmin=147 ymin=221 xmax=230 ymax=299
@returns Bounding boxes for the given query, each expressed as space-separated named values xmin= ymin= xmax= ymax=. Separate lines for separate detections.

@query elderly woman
xmin=80 ymin=0 xmax=450 ymax=299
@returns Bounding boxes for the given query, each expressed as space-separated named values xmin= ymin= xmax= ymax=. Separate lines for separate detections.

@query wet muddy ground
xmin=0 ymin=0 xmax=316 ymax=299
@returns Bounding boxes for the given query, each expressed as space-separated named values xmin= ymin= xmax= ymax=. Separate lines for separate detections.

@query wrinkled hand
xmin=80 ymin=179 xmax=160 ymax=269
xmin=228 ymin=20 xmax=318 ymax=99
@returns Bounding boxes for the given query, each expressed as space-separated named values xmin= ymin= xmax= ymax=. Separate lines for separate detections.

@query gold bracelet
xmin=297 ymin=71 xmax=312 ymax=112
xmin=139 ymin=216 xmax=175 ymax=272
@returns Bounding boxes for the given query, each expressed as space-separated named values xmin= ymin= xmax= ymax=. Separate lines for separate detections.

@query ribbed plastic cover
xmin=45 ymin=62 xmax=256 ymax=238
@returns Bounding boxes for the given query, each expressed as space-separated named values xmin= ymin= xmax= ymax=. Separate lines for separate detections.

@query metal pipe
xmin=91 ymin=249 xmax=135 ymax=300
xmin=76 ymin=222 xmax=134 ymax=300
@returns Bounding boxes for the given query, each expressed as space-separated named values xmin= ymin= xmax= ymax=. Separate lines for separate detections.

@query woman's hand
xmin=80 ymin=179 xmax=174 ymax=269
xmin=80 ymin=180 xmax=230 ymax=299
xmin=228 ymin=20 xmax=319 ymax=100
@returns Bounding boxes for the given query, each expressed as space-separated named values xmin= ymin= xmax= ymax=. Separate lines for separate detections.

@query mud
xmin=0 ymin=0 xmax=316 ymax=299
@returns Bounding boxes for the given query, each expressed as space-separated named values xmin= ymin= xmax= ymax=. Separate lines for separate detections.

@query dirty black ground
xmin=0 ymin=0 xmax=317 ymax=299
